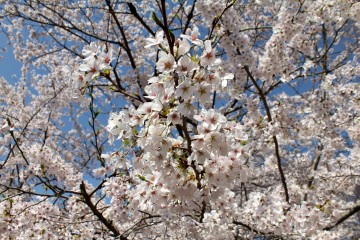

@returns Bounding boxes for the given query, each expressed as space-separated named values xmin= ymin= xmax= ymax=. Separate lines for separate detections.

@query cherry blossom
xmin=144 ymin=30 xmax=164 ymax=48
xmin=180 ymin=26 xmax=203 ymax=46
xmin=156 ymin=51 xmax=176 ymax=73
xmin=200 ymin=40 xmax=216 ymax=66
xmin=176 ymin=55 xmax=198 ymax=75
xmin=175 ymin=37 xmax=191 ymax=57
xmin=0 ymin=0 xmax=359 ymax=239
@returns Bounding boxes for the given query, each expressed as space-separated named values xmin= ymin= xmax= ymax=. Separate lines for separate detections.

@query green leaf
xmin=132 ymin=127 xmax=138 ymax=135
xmin=308 ymin=185 xmax=315 ymax=190
xmin=102 ymin=69 xmax=110 ymax=75
xmin=138 ymin=174 xmax=147 ymax=182
xmin=40 ymin=163 xmax=46 ymax=176
xmin=162 ymin=106 xmax=170 ymax=115
xmin=190 ymin=54 xmax=198 ymax=62
xmin=211 ymin=35 xmax=217 ymax=43
xmin=92 ymin=72 xmax=100 ymax=80
xmin=169 ymin=30 xmax=175 ymax=44
xmin=151 ymin=12 xmax=163 ymax=27
xmin=240 ymin=140 xmax=248 ymax=146
xmin=123 ymin=138 xmax=130 ymax=147
xmin=109 ymin=85 xmax=117 ymax=91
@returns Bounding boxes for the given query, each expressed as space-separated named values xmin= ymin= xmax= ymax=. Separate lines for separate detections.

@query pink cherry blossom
xmin=156 ymin=51 xmax=176 ymax=73
xmin=200 ymin=40 xmax=216 ymax=66
xmin=0 ymin=1 xmax=359 ymax=239
xmin=144 ymin=30 xmax=164 ymax=48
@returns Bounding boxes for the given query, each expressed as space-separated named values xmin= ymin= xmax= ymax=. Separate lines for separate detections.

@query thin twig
xmin=244 ymin=66 xmax=289 ymax=203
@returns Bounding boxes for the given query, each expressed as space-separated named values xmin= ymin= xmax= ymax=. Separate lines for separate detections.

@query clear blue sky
xmin=0 ymin=33 xmax=22 ymax=83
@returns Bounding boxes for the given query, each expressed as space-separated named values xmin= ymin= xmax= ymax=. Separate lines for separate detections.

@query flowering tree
xmin=0 ymin=0 xmax=359 ymax=239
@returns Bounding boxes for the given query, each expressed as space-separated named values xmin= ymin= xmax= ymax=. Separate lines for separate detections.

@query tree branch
xmin=80 ymin=182 xmax=127 ymax=239
xmin=127 ymin=3 xmax=155 ymax=36
xmin=106 ymin=0 xmax=136 ymax=69
xmin=323 ymin=203 xmax=360 ymax=231
xmin=244 ymin=66 xmax=289 ymax=203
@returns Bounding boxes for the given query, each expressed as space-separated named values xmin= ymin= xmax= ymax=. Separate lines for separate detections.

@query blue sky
xmin=0 ymin=33 xmax=22 ymax=83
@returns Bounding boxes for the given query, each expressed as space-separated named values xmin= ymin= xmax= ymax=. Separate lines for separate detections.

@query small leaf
xmin=123 ymin=138 xmax=130 ymax=147
xmin=308 ymin=185 xmax=315 ymax=190
xmin=169 ymin=30 xmax=175 ymax=44
xmin=92 ymin=72 xmax=100 ymax=80
xmin=190 ymin=55 xmax=197 ymax=62
xmin=109 ymin=85 xmax=117 ymax=91
xmin=102 ymin=69 xmax=110 ymax=75
xmin=132 ymin=128 xmax=138 ymax=135
xmin=138 ymin=174 xmax=147 ymax=182
xmin=151 ymin=12 xmax=163 ymax=27
xmin=240 ymin=140 xmax=248 ymax=146
xmin=162 ymin=106 xmax=170 ymax=115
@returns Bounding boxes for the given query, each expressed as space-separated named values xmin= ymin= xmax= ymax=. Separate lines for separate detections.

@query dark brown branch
xmin=89 ymin=172 xmax=118 ymax=198
xmin=244 ymin=66 xmax=289 ymax=203
xmin=88 ymin=86 xmax=104 ymax=166
xmin=224 ymin=106 xmax=243 ymax=116
xmin=199 ymin=200 xmax=207 ymax=223
xmin=9 ymin=130 xmax=29 ymax=165
xmin=0 ymin=184 xmax=57 ymax=200
xmin=3 ymin=84 xmax=67 ymax=168
xmin=323 ymin=203 xmax=360 ymax=231
xmin=106 ymin=0 xmax=136 ymax=69
xmin=233 ymin=220 xmax=264 ymax=235
xmin=212 ymin=91 xmax=217 ymax=109
xmin=182 ymin=116 xmax=192 ymax=154
xmin=121 ymin=210 xmax=161 ymax=236
xmin=208 ymin=1 xmax=235 ymax=39
xmin=160 ymin=0 xmax=174 ymax=55
xmin=182 ymin=0 xmax=196 ymax=34
xmin=233 ymin=219 xmax=282 ymax=239
xmin=303 ymin=144 xmax=323 ymax=201
xmin=80 ymin=182 xmax=127 ymax=239
xmin=316 ymin=20 xmax=349 ymax=64
xmin=127 ymin=3 xmax=155 ymax=36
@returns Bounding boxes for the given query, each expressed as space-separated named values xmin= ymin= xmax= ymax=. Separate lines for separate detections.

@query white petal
xmin=151 ymin=100 xmax=163 ymax=112
xmin=221 ymin=79 xmax=228 ymax=88
xmin=223 ymin=73 xmax=234 ymax=80
xmin=204 ymin=40 xmax=212 ymax=52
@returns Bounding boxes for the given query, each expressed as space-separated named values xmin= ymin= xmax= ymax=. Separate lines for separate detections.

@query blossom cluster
xmin=0 ymin=0 xmax=359 ymax=239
